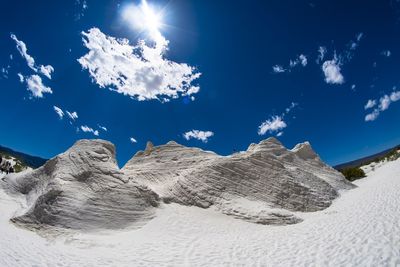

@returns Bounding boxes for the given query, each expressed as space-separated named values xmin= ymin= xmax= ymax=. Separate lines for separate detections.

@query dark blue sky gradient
xmin=1 ymin=0 xmax=400 ymax=166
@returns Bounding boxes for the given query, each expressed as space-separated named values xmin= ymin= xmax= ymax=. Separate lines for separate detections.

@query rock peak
xmin=145 ymin=141 xmax=154 ymax=151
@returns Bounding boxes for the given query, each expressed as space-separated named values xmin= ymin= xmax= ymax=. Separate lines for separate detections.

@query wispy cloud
xmin=74 ymin=0 xmax=88 ymax=20
xmin=273 ymin=54 xmax=307 ymax=73
xmin=10 ymin=34 xmax=54 ymax=79
xmin=258 ymin=116 xmax=287 ymax=135
xmin=258 ymin=102 xmax=298 ymax=136
xmin=316 ymin=46 xmax=327 ymax=64
xmin=78 ymin=27 xmax=201 ymax=102
xmin=130 ymin=137 xmax=137 ymax=143
xmin=53 ymin=106 xmax=64 ymax=119
xmin=364 ymin=99 xmax=377 ymax=110
xmin=381 ymin=50 xmax=391 ymax=57
xmin=98 ymin=125 xmax=107 ymax=132
xmin=80 ymin=125 xmax=99 ymax=136
xmin=272 ymin=65 xmax=286 ymax=73
xmin=66 ymin=111 xmax=78 ymax=120
xmin=364 ymin=90 xmax=400 ymax=122
xmin=183 ymin=130 xmax=214 ymax=143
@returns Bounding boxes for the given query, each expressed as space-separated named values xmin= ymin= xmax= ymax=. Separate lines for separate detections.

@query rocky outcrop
xmin=123 ymin=138 xmax=354 ymax=225
xmin=1 ymin=138 xmax=354 ymax=231
xmin=2 ymin=140 xmax=159 ymax=231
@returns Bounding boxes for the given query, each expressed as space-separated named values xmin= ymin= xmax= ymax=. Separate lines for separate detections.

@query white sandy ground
xmin=1 ymin=159 xmax=400 ymax=267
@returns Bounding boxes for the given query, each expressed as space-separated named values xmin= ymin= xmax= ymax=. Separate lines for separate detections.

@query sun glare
xmin=122 ymin=0 xmax=163 ymax=37
xmin=141 ymin=0 xmax=162 ymax=32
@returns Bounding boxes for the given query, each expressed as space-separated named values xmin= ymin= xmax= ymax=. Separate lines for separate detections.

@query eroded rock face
xmin=1 ymin=138 xmax=354 ymax=230
xmin=123 ymin=138 xmax=354 ymax=225
xmin=2 ymin=140 xmax=159 ymax=231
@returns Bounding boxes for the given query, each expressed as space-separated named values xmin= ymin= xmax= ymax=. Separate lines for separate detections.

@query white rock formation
xmin=1 ymin=138 xmax=353 ymax=231
xmin=2 ymin=140 xmax=159 ymax=231
xmin=123 ymin=137 xmax=354 ymax=225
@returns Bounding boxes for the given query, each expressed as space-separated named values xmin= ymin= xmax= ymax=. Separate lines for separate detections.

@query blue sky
xmin=1 ymin=0 xmax=400 ymax=166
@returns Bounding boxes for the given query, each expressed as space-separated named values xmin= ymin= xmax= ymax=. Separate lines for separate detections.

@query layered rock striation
xmin=1 ymin=138 xmax=354 ymax=230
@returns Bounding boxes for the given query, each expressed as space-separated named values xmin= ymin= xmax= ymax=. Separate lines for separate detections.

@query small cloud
xmin=25 ymin=75 xmax=53 ymax=98
xmin=9 ymin=54 xmax=13 ymax=60
xmin=39 ymin=65 xmax=54 ymax=79
xmin=276 ymin=132 xmax=284 ymax=137
xmin=183 ymin=130 xmax=214 ymax=143
xmin=364 ymin=99 xmax=376 ymax=110
xmin=53 ymin=106 xmax=64 ymax=119
xmin=130 ymin=137 xmax=137 ymax=143
xmin=10 ymin=34 xmax=36 ymax=71
xmin=364 ymin=90 xmax=400 ymax=122
xmin=381 ymin=50 xmax=391 ymax=57
xmin=365 ymin=110 xmax=379 ymax=122
xmin=1 ymin=67 xmax=9 ymax=79
xmin=285 ymin=102 xmax=298 ymax=114
xmin=356 ymin=32 xmax=364 ymax=42
xmin=80 ymin=125 xmax=99 ymax=136
xmin=10 ymin=34 xmax=54 ymax=79
xmin=351 ymin=84 xmax=356 ymax=91
xmin=272 ymin=65 xmax=285 ymax=73
xmin=322 ymin=57 xmax=344 ymax=84
xmin=74 ymin=0 xmax=88 ymax=20
xmin=299 ymin=54 xmax=308 ymax=66
xmin=66 ymin=111 xmax=78 ymax=120
xmin=316 ymin=46 xmax=327 ymax=64
xmin=98 ymin=125 xmax=108 ymax=131
xmin=17 ymin=73 xmax=24 ymax=83
xmin=276 ymin=54 xmax=307 ymax=73
xmin=258 ymin=115 xmax=287 ymax=135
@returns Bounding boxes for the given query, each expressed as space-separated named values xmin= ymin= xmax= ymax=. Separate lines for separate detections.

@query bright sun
xmin=122 ymin=0 xmax=163 ymax=36
xmin=140 ymin=0 xmax=162 ymax=32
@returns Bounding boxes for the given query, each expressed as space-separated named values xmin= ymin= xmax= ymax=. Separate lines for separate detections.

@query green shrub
xmin=340 ymin=167 xmax=366 ymax=182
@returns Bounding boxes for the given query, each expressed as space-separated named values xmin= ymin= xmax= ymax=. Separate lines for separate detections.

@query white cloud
xmin=53 ymin=106 xmax=64 ymax=119
xmin=78 ymin=27 xmax=201 ymax=102
xmin=285 ymin=102 xmax=298 ymax=114
xmin=10 ymin=34 xmax=36 ymax=71
xmin=10 ymin=34 xmax=54 ymax=79
xmin=381 ymin=50 xmax=391 ymax=57
xmin=66 ymin=111 xmax=78 ymax=120
xmin=379 ymin=95 xmax=391 ymax=111
xmin=390 ymin=91 xmax=400 ymax=102
xmin=130 ymin=137 xmax=137 ymax=143
xmin=277 ymin=54 xmax=307 ymax=72
xmin=25 ymin=75 xmax=52 ymax=98
xmin=322 ymin=58 xmax=344 ymax=84
xmin=1 ymin=67 xmax=8 ymax=79
xmin=17 ymin=73 xmax=24 ymax=83
xmin=364 ymin=91 xmax=400 ymax=122
xmin=80 ymin=125 xmax=99 ymax=136
xmin=39 ymin=65 xmax=54 ymax=79
xmin=299 ymin=54 xmax=307 ymax=66
xmin=316 ymin=46 xmax=327 ymax=64
xmin=258 ymin=116 xmax=287 ymax=135
xmin=276 ymin=132 xmax=283 ymax=137
xmin=272 ymin=65 xmax=285 ymax=73
xmin=183 ymin=130 xmax=214 ymax=143
xmin=364 ymin=99 xmax=376 ymax=110
xmin=98 ymin=125 xmax=108 ymax=131
xmin=365 ymin=110 xmax=380 ymax=122
xmin=351 ymin=84 xmax=356 ymax=90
